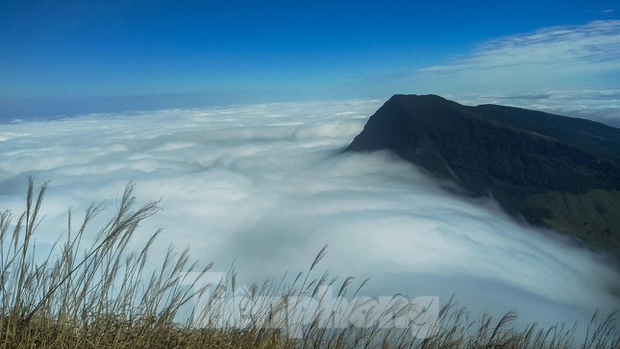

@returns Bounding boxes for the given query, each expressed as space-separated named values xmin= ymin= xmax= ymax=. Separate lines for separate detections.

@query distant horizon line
xmin=2 ymin=89 xmax=620 ymax=128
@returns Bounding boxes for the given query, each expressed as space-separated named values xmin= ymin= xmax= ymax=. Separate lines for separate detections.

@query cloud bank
xmin=0 ymin=99 xmax=618 ymax=330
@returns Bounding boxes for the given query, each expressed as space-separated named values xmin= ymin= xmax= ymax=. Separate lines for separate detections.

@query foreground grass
xmin=0 ymin=179 xmax=618 ymax=348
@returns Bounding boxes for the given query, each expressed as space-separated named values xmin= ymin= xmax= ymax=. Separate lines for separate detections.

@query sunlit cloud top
xmin=1 ymin=100 xmax=618 ymax=330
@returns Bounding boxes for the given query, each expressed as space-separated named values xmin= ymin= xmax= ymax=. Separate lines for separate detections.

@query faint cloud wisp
xmin=411 ymin=20 xmax=620 ymax=96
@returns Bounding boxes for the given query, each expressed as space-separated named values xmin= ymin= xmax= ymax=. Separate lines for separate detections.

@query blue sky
xmin=1 ymin=0 xmax=620 ymax=329
xmin=0 ymin=0 xmax=618 ymax=116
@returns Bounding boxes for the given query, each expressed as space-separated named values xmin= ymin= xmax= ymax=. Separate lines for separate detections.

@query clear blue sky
xmin=0 ymin=0 xmax=618 ymax=116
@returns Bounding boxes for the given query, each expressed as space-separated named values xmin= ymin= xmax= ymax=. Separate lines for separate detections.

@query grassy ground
xmin=1 ymin=178 xmax=618 ymax=348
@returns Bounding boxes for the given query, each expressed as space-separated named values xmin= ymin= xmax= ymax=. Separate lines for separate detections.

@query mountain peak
xmin=347 ymin=95 xmax=620 ymax=255
xmin=387 ymin=94 xmax=463 ymax=108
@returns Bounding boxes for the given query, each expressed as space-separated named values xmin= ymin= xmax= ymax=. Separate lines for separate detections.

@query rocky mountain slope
xmin=347 ymin=94 xmax=620 ymax=255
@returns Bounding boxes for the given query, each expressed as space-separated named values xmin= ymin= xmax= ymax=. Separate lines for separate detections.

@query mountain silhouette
xmin=347 ymin=94 xmax=620 ymax=255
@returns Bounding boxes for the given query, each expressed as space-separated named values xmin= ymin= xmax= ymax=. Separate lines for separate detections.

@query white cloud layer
xmin=0 ymin=99 xmax=618 ymax=330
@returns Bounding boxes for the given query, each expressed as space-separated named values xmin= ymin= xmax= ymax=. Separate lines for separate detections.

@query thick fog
xmin=0 ymin=99 xmax=618 ymax=329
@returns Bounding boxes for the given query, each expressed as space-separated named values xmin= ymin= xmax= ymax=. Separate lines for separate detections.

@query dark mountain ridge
xmin=347 ymin=94 xmax=620 ymax=254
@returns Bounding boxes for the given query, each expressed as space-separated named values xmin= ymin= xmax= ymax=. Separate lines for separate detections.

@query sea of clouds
xmin=1 ymin=99 xmax=618 ymax=330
